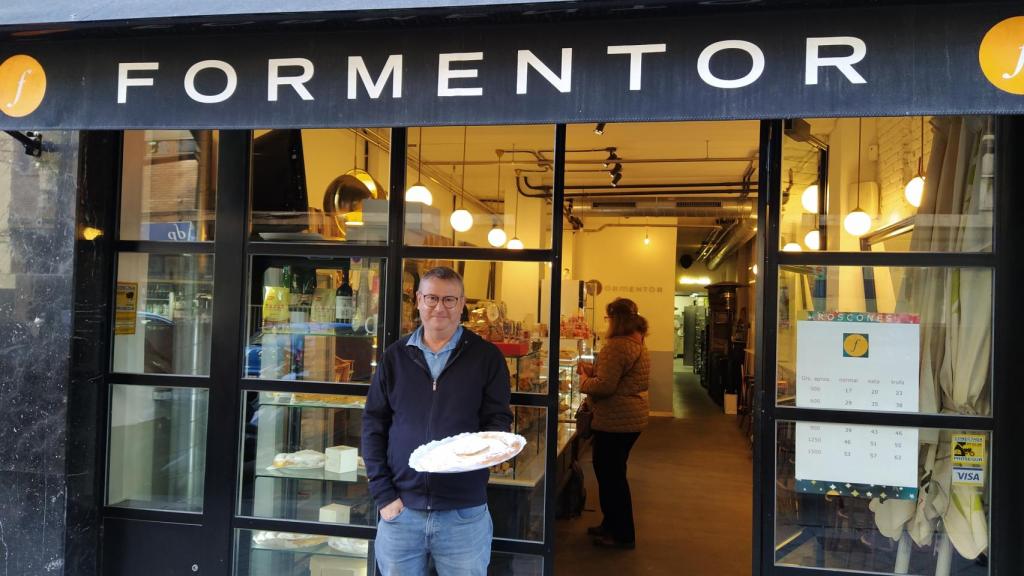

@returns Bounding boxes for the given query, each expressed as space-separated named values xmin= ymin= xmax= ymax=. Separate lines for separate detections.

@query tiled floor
xmin=554 ymin=366 xmax=753 ymax=575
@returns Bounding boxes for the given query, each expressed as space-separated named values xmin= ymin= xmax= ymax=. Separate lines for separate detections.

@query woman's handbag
xmin=575 ymin=398 xmax=594 ymax=439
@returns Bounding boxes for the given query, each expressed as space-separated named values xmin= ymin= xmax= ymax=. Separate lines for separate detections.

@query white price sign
xmin=796 ymin=422 xmax=919 ymax=489
xmin=796 ymin=312 xmax=920 ymax=413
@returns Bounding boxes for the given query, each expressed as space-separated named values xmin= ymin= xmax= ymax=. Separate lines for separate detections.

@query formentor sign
xmin=0 ymin=3 xmax=1021 ymax=129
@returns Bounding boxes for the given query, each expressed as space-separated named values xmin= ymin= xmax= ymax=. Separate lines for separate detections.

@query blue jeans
xmin=375 ymin=503 xmax=492 ymax=576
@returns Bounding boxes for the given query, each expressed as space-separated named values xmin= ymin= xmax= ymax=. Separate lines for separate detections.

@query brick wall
xmin=874 ymin=116 xmax=932 ymax=225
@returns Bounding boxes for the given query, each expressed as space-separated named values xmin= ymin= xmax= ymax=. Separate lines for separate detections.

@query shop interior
xmin=107 ymin=114 xmax=993 ymax=575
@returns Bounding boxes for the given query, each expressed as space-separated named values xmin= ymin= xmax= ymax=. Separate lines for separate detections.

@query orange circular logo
xmin=979 ymin=16 xmax=1024 ymax=95
xmin=0 ymin=55 xmax=46 ymax=117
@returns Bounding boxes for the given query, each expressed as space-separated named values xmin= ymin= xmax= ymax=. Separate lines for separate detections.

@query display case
xmin=234 ymin=528 xmax=372 ymax=576
xmin=238 ymin=391 xmax=375 ymax=527
xmin=246 ymin=258 xmax=384 ymax=384
xmin=506 ymin=349 xmax=543 ymax=393
xmin=541 ymin=337 xmax=583 ymax=423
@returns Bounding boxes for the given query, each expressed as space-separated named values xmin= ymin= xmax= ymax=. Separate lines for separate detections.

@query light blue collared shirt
xmin=407 ymin=325 xmax=463 ymax=380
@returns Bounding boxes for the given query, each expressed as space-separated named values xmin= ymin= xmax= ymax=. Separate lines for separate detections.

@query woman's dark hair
xmin=605 ymin=298 xmax=648 ymax=338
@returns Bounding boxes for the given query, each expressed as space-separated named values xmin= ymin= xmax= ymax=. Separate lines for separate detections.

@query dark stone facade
xmin=0 ymin=132 xmax=80 ymax=575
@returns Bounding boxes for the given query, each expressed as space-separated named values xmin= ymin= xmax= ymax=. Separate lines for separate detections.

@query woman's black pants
xmin=591 ymin=430 xmax=641 ymax=543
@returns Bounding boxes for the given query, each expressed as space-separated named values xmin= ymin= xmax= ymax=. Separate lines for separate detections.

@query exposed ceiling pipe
xmin=706 ymin=221 xmax=757 ymax=271
xmin=517 ymin=175 xmax=759 ymax=199
xmin=580 ymin=222 xmax=720 ymax=233
xmin=573 ymin=199 xmax=755 ymax=219
xmin=698 ymin=220 xmax=737 ymax=262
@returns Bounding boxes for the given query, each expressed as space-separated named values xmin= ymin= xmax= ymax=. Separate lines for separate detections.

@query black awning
xmin=0 ymin=0 xmax=924 ymax=32
xmin=1 ymin=1 xmax=571 ymax=28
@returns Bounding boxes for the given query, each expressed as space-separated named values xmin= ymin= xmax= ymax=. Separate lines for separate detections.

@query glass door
xmin=757 ymin=116 xmax=1002 ymax=575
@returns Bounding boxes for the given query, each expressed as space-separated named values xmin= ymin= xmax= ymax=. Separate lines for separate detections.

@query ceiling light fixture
xmin=782 ymin=242 xmax=803 ymax=252
xmin=801 ymin=184 xmax=819 ymax=213
xmin=507 ymin=144 xmax=524 ymax=250
xmin=843 ymin=118 xmax=872 ymax=237
xmin=488 ymin=150 xmax=507 ymax=246
xmin=450 ymin=126 xmax=474 ymax=232
xmin=904 ymin=115 xmax=926 ymax=208
xmin=803 ymin=229 xmax=821 ymax=250
xmin=405 ymin=127 xmax=433 ymax=205
xmin=594 ymin=122 xmax=606 ymax=135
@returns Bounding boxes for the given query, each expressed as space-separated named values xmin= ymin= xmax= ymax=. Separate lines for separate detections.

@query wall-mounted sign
xmin=115 ymin=282 xmax=138 ymax=335
xmin=0 ymin=5 xmax=1021 ymax=129
xmin=796 ymin=312 xmax=920 ymax=413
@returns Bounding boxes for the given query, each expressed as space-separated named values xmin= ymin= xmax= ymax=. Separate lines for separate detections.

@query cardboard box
xmin=326 ymin=445 xmax=358 ymax=474
xmin=319 ymin=502 xmax=352 ymax=524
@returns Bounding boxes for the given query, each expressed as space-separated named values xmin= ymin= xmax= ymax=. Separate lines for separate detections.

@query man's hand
xmin=380 ymin=498 xmax=404 ymax=521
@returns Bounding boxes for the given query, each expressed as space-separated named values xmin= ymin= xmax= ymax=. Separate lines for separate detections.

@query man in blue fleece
xmin=362 ymin=266 xmax=513 ymax=576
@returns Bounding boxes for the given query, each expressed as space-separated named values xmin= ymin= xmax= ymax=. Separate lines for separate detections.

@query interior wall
xmin=572 ymin=218 xmax=677 ymax=413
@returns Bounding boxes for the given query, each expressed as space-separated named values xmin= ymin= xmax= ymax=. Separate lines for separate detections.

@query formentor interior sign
xmin=0 ymin=3 xmax=1020 ymax=129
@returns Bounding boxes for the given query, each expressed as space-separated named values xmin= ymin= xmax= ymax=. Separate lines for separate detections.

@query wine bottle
xmin=353 ymin=259 xmax=371 ymax=334
xmin=335 ymin=259 xmax=354 ymax=332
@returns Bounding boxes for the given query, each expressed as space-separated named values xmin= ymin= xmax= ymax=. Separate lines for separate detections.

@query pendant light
xmin=782 ymin=241 xmax=803 ymax=252
xmin=506 ymin=145 xmax=524 ymax=249
xmin=903 ymin=116 xmax=926 ymax=208
xmin=643 ymin=215 xmax=651 ymax=246
xmin=405 ymin=127 xmax=433 ymax=205
xmin=487 ymin=150 xmax=508 ymax=247
xmin=801 ymin=184 xmax=819 ymax=213
xmin=450 ymin=126 xmax=474 ymax=232
xmin=843 ymin=118 xmax=872 ymax=237
xmin=803 ymin=229 xmax=821 ymax=250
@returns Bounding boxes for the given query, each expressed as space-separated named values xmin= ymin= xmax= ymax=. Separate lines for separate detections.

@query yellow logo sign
xmin=979 ymin=16 xmax=1024 ymax=95
xmin=0 ymin=55 xmax=46 ymax=117
xmin=842 ymin=333 xmax=869 ymax=358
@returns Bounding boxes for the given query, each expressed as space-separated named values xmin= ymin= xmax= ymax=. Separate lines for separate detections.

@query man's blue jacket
xmin=362 ymin=328 xmax=513 ymax=511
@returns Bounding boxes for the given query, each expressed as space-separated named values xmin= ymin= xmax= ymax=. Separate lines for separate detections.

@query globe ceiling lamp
xmin=843 ymin=118 xmax=873 ymax=238
xmin=449 ymin=126 xmax=474 ymax=232
xmin=801 ymin=184 xmax=819 ymax=213
xmin=904 ymin=116 xmax=926 ymax=208
xmin=405 ymin=127 xmax=433 ymax=205
xmin=804 ymin=229 xmax=820 ymax=250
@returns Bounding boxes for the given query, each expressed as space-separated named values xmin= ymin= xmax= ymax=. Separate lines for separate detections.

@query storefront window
xmin=775 ymin=421 xmax=990 ymax=575
xmin=780 ymin=116 xmax=994 ymax=253
xmin=107 ymin=384 xmax=209 ymax=513
xmin=237 ymin=391 xmax=370 ymax=526
xmin=112 ymin=253 xmax=215 ymax=376
xmin=774 ymin=262 xmax=991 ymax=414
xmin=249 ymin=129 xmax=390 ymax=244
xmin=120 ymin=130 xmax=218 ymax=242
xmin=403 ymin=125 xmax=554 ymax=250
xmin=245 ymin=257 xmax=384 ymax=383
xmin=775 ymin=266 xmax=992 ymax=417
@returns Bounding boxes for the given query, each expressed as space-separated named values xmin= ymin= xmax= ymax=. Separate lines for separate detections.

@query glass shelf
xmin=250 ymin=542 xmax=367 ymax=560
xmin=255 ymin=466 xmax=366 ymax=483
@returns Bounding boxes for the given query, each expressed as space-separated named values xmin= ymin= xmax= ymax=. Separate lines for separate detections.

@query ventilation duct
xmin=571 ymin=198 xmax=755 ymax=219
xmin=705 ymin=220 xmax=757 ymax=271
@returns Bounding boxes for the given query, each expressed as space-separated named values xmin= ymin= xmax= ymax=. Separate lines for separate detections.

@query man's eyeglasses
xmin=419 ymin=293 xmax=462 ymax=309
